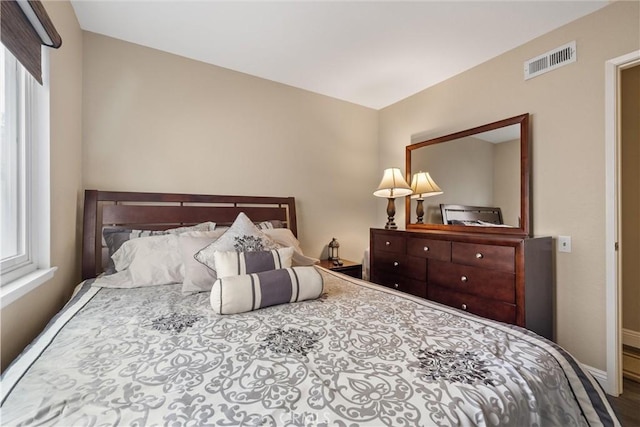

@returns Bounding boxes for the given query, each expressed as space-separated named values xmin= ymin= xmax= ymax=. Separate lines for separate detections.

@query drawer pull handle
xmin=393 ymin=261 xmax=399 ymax=267
xmin=461 ymin=303 xmax=468 ymax=310
xmin=394 ymin=283 xmax=399 ymax=289
xmin=475 ymin=253 xmax=483 ymax=259
xmin=385 ymin=241 xmax=390 ymax=246
xmin=461 ymin=276 xmax=468 ymax=282
xmin=423 ymin=246 xmax=429 ymax=252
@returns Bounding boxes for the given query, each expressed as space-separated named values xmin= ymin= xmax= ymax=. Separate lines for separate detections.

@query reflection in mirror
xmin=410 ymin=125 xmax=520 ymax=226
xmin=409 ymin=171 xmax=443 ymax=224
xmin=405 ymin=113 xmax=529 ymax=236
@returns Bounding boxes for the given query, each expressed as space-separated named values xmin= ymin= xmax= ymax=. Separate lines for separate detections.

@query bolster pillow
xmin=210 ymin=266 xmax=323 ymax=314
xmin=213 ymin=247 xmax=294 ymax=278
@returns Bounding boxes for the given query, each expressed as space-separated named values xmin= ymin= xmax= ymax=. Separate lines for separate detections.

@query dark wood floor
xmin=607 ymin=377 xmax=640 ymax=426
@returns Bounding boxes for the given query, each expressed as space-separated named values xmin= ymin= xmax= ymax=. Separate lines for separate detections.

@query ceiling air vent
xmin=524 ymin=41 xmax=576 ymax=80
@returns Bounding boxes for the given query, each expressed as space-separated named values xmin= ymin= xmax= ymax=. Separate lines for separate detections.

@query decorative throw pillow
xmin=213 ymin=247 xmax=294 ymax=278
xmin=179 ymin=231 xmax=227 ymax=294
xmin=194 ymin=212 xmax=279 ymax=275
xmin=210 ymin=266 xmax=323 ymax=315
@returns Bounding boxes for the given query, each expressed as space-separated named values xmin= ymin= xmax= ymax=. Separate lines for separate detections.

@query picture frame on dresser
xmin=370 ymin=114 xmax=554 ymax=341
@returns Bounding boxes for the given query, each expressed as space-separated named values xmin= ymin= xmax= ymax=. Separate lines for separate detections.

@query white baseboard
xmin=583 ymin=364 xmax=610 ymax=393
xmin=623 ymin=328 xmax=640 ymax=349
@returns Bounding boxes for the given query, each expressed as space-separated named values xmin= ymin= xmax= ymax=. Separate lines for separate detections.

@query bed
xmin=1 ymin=190 xmax=619 ymax=426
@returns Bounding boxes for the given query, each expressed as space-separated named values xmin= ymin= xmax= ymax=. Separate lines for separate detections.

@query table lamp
xmin=373 ymin=167 xmax=412 ymax=229
xmin=410 ymin=171 xmax=443 ymax=224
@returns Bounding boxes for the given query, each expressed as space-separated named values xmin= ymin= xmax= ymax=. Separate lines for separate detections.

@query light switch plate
xmin=558 ymin=236 xmax=572 ymax=253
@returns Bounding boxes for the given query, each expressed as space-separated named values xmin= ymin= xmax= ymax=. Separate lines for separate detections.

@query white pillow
xmin=102 ymin=222 xmax=217 ymax=275
xmin=167 ymin=221 xmax=216 ymax=234
xmin=179 ymin=231 xmax=226 ymax=294
xmin=110 ymin=234 xmax=183 ymax=286
xmin=261 ymin=228 xmax=302 ymax=252
xmin=194 ymin=212 xmax=280 ymax=275
xmin=96 ymin=229 xmax=226 ymax=290
xmin=262 ymin=228 xmax=319 ymax=266
xmin=180 ymin=230 xmax=226 ymax=238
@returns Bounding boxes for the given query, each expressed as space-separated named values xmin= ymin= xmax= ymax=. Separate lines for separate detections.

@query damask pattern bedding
xmin=1 ymin=269 xmax=618 ymax=426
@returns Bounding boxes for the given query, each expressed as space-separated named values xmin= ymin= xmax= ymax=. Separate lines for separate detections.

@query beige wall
xmin=410 ymin=137 xmax=494 ymax=224
xmin=1 ymin=0 xmax=84 ymax=371
xmin=622 ymin=65 xmax=640 ymax=334
xmin=379 ymin=1 xmax=640 ymax=370
xmin=81 ymin=32 xmax=378 ymax=263
xmin=493 ymin=140 xmax=520 ymax=226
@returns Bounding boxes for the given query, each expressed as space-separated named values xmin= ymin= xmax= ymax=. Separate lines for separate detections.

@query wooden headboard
xmin=440 ymin=204 xmax=503 ymax=225
xmin=82 ymin=190 xmax=297 ymax=280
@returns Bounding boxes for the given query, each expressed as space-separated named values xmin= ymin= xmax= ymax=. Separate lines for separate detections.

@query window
xmin=1 ymin=47 xmax=31 ymax=281
xmin=0 ymin=0 xmax=60 ymax=305
xmin=1 ymin=45 xmax=53 ymax=298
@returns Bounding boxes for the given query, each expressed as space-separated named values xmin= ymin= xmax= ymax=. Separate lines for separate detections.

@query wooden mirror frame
xmin=405 ymin=113 xmax=530 ymax=237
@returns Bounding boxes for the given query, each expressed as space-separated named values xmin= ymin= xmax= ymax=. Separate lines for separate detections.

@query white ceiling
xmin=70 ymin=0 xmax=609 ymax=110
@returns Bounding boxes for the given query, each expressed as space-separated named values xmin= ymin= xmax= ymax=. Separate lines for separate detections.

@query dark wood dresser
xmin=370 ymin=228 xmax=553 ymax=340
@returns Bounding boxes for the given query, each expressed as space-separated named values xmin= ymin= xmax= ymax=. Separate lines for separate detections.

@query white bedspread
xmin=1 ymin=269 xmax=619 ymax=426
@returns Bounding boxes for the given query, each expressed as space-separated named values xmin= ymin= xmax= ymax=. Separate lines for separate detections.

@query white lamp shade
xmin=373 ymin=168 xmax=412 ymax=198
xmin=410 ymin=171 xmax=443 ymax=199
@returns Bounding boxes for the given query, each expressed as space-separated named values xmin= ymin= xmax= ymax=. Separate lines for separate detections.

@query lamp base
xmin=384 ymin=197 xmax=397 ymax=229
xmin=415 ymin=198 xmax=424 ymax=224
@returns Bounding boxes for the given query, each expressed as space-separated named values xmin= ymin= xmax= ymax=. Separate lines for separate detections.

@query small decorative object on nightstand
xmin=328 ymin=238 xmax=341 ymax=264
xmin=319 ymin=259 xmax=362 ymax=280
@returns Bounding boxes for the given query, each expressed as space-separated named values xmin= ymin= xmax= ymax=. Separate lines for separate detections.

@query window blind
xmin=1 ymin=0 xmax=62 ymax=84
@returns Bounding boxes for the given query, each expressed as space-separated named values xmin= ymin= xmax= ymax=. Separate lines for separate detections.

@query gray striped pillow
xmin=210 ymin=266 xmax=323 ymax=314
xmin=213 ymin=247 xmax=294 ymax=278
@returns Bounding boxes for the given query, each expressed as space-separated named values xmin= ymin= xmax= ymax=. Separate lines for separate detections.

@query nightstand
xmin=318 ymin=259 xmax=363 ymax=280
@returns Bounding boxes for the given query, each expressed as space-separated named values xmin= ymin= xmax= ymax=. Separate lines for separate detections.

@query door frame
xmin=605 ymin=50 xmax=640 ymax=396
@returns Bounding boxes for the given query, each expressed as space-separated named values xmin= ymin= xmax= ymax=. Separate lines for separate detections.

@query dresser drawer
xmin=370 ymin=229 xmax=553 ymax=338
xmin=372 ymin=233 xmax=405 ymax=255
xmin=374 ymin=272 xmax=427 ymax=298
xmin=452 ymin=242 xmax=515 ymax=272
xmin=372 ymin=251 xmax=426 ymax=281
xmin=428 ymin=259 xmax=515 ymax=303
xmin=428 ymin=286 xmax=516 ymax=324
xmin=407 ymin=237 xmax=451 ymax=261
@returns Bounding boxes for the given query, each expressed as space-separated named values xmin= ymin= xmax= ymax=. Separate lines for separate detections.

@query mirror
xmin=405 ymin=113 xmax=530 ymax=236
